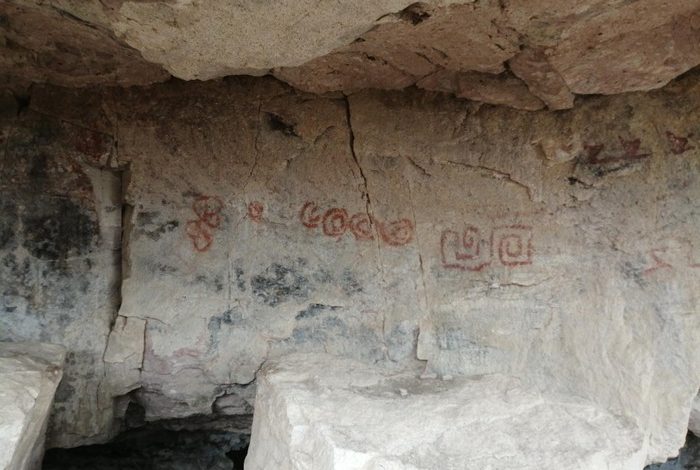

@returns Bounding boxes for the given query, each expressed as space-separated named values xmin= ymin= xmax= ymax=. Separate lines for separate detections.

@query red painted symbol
xmin=666 ymin=131 xmax=694 ymax=155
xmin=300 ymin=201 xmax=322 ymax=228
xmin=492 ymin=225 xmax=534 ymax=267
xmin=349 ymin=213 xmax=374 ymax=241
xmin=186 ymin=195 xmax=223 ymax=252
xmin=584 ymin=136 xmax=650 ymax=165
xmin=322 ymin=208 xmax=349 ymax=238
xmin=440 ymin=226 xmax=491 ymax=271
xmin=643 ymin=238 xmax=700 ymax=276
xmin=642 ymin=247 xmax=673 ymax=276
xmin=248 ymin=201 xmax=264 ymax=222
xmin=441 ymin=224 xmax=534 ymax=271
xmin=378 ymin=219 xmax=414 ymax=247
xmin=300 ymin=201 xmax=413 ymax=247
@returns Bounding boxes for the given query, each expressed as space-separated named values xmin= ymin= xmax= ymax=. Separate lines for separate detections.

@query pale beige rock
xmin=110 ymin=0 xmax=439 ymax=80
xmin=245 ymin=353 xmax=647 ymax=470
xmin=104 ymin=316 xmax=145 ymax=396
xmin=0 ymin=342 xmax=65 ymax=470
xmin=417 ymin=69 xmax=545 ymax=110
xmin=548 ymin=0 xmax=700 ymax=95
xmin=2 ymin=1 xmax=700 ymax=108
xmin=509 ymin=47 xmax=575 ymax=110
xmin=690 ymin=392 xmax=700 ymax=437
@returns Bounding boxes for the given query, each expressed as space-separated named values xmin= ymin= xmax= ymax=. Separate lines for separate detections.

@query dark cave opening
xmin=42 ymin=420 xmax=250 ymax=470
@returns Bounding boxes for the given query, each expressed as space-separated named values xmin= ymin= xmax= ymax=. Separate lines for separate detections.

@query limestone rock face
xmin=2 ymin=71 xmax=699 ymax=464
xmin=0 ymin=342 xmax=65 ymax=470
xmin=245 ymin=353 xmax=646 ymax=470
xmin=2 ymin=1 xmax=700 ymax=108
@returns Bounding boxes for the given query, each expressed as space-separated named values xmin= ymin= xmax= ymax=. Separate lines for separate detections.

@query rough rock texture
xmin=690 ymin=393 xmax=700 ymax=437
xmin=646 ymin=434 xmax=700 ymax=470
xmin=246 ymin=353 xmax=647 ymax=470
xmin=1 ymin=70 xmax=699 ymax=465
xmin=0 ymin=342 xmax=65 ymax=470
xmin=0 ymin=88 xmax=123 ymax=447
xmin=2 ymin=1 xmax=700 ymax=108
xmin=0 ymin=1 xmax=169 ymax=88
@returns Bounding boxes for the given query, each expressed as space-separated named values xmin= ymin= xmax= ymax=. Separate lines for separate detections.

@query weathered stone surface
xmin=3 ymin=70 xmax=699 ymax=464
xmin=417 ymin=69 xmax=545 ymax=110
xmin=645 ymin=433 xmax=700 ymax=470
xmin=0 ymin=342 xmax=65 ymax=470
xmin=246 ymin=353 xmax=646 ymax=470
xmin=509 ymin=47 xmax=575 ymax=110
xmin=690 ymin=393 xmax=700 ymax=437
xmin=0 ymin=1 xmax=169 ymax=87
xmin=2 ymin=1 xmax=700 ymax=108
xmin=0 ymin=93 xmax=124 ymax=447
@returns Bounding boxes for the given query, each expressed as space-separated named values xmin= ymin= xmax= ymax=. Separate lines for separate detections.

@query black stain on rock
xmin=22 ymin=197 xmax=97 ymax=261
xmin=208 ymin=308 xmax=245 ymax=349
xmin=251 ymin=263 xmax=309 ymax=306
xmin=53 ymin=380 xmax=76 ymax=403
xmin=194 ymin=273 xmax=224 ymax=293
xmin=234 ymin=267 xmax=246 ymax=291
xmin=0 ymin=198 xmax=18 ymax=250
xmin=312 ymin=268 xmax=332 ymax=284
xmin=295 ymin=303 xmax=342 ymax=320
xmin=265 ymin=112 xmax=299 ymax=137
xmin=136 ymin=211 xmax=179 ymax=241
xmin=341 ymin=269 xmax=363 ymax=295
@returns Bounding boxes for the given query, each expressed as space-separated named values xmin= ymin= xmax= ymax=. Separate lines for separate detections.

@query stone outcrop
xmin=246 ymin=353 xmax=647 ymax=470
xmin=1 ymin=69 xmax=699 ymax=465
xmin=0 ymin=342 xmax=65 ymax=470
xmin=2 ymin=1 xmax=700 ymax=109
xmin=690 ymin=393 xmax=700 ymax=437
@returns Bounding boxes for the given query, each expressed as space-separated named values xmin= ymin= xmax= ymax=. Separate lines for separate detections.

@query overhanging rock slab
xmin=0 ymin=342 xmax=66 ymax=470
xmin=246 ymin=353 xmax=647 ymax=470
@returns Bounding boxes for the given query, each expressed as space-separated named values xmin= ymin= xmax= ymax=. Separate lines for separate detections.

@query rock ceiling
xmin=2 ymin=0 xmax=700 ymax=109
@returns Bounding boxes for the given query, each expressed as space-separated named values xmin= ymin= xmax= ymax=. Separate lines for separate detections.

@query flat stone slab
xmin=0 ymin=342 xmax=66 ymax=470
xmin=246 ymin=354 xmax=647 ymax=470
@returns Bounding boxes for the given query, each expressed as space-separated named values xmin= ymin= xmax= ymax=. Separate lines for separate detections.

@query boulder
xmin=0 ymin=342 xmax=66 ymax=470
xmin=246 ymin=353 xmax=647 ymax=470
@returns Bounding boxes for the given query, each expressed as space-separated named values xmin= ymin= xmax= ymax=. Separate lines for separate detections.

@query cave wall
xmin=1 ymin=74 xmax=699 ymax=463
xmin=0 ymin=89 xmax=122 ymax=446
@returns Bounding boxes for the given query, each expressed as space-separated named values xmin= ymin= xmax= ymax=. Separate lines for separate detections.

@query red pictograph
xmin=666 ymin=131 xmax=694 ymax=155
xmin=186 ymin=195 xmax=223 ymax=252
xmin=441 ymin=224 xmax=534 ymax=271
xmin=300 ymin=201 xmax=322 ymax=228
xmin=377 ymin=218 xmax=414 ymax=247
xmin=322 ymin=208 xmax=349 ymax=238
xmin=299 ymin=201 xmax=413 ymax=247
xmin=583 ymin=136 xmax=650 ymax=165
xmin=247 ymin=201 xmax=264 ymax=222
xmin=440 ymin=227 xmax=491 ymax=272
xmin=349 ymin=213 xmax=374 ymax=241
xmin=643 ymin=238 xmax=700 ymax=276
xmin=492 ymin=225 xmax=534 ymax=267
